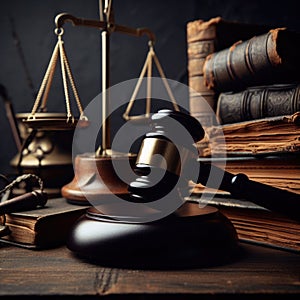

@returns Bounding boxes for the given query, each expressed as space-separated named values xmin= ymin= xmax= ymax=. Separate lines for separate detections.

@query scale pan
xmin=22 ymin=113 xmax=89 ymax=131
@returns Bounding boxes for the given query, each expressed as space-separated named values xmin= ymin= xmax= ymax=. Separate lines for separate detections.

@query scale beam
xmin=55 ymin=13 xmax=156 ymax=42
xmin=55 ymin=11 xmax=156 ymax=154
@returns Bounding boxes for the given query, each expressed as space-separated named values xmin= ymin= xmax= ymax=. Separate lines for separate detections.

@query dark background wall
xmin=0 ymin=0 xmax=299 ymax=175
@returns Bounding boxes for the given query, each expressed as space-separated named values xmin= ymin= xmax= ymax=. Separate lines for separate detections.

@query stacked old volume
xmin=187 ymin=17 xmax=300 ymax=252
xmin=187 ymin=17 xmax=271 ymax=126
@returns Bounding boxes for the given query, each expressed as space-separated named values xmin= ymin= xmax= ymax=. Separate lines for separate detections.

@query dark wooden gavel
xmin=128 ymin=109 xmax=300 ymax=222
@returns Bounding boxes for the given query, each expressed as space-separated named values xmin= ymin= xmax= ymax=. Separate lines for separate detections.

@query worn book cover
xmin=203 ymin=28 xmax=300 ymax=92
xmin=187 ymin=17 xmax=270 ymax=125
xmin=0 ymin=197 xmax=89 ymax=249
xmin=216 ymin=83 xmax=300 ymax=124
xmin=197 ymin=112 xmax=300 ymax=157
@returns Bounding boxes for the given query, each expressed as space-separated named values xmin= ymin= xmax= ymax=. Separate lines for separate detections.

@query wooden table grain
xmin=0 ymin=241 xmax=299 ymax=299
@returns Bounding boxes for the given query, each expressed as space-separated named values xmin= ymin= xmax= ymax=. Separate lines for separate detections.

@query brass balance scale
xmin=7 ymin=34 xmax=84 ymax=196
xmin=16 ymin=0 xmax=180 ymax=203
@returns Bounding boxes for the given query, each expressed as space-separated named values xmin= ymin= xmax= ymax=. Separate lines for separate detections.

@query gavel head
xmin=128 ymin=109 xmax=205 ymax=203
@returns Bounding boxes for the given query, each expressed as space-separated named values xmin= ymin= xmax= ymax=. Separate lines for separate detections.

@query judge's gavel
xmin=128 ymin=109 xmax=300 ymax=222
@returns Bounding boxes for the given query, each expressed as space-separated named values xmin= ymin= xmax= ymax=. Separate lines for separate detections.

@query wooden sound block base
xmin=67 ymin=201 xmax=239 ymax=269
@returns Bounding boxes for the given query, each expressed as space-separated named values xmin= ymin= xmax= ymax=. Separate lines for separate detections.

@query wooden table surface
xmin=0 ymin=241 xmax=299 ymax=299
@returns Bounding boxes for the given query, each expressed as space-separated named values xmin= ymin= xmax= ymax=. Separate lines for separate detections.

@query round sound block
xmin=67 ymin=201 xmax=239 ymax=269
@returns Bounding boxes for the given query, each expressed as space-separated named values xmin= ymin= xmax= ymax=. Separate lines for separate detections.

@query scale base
xmin=67 ymin=201 xmax=239 ymax=269
xmin=61 ymin=152 xmax=136 ymax=205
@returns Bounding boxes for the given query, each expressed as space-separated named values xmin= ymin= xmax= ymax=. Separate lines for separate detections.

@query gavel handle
xmin=198 ymin=162 xmax=300 ymax=222
xmin=0 ymin=190 xmax=48 ymax=215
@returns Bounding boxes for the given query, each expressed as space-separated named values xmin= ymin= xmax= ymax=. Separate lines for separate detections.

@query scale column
xmin=101 ymin=27 xmax=111 ymax=155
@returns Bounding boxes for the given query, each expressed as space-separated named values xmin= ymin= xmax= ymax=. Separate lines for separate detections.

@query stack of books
xmin=186 ymin=17 xmax=300 ymax=252
xmin=187 ymin=17 xmax=270 ymax=126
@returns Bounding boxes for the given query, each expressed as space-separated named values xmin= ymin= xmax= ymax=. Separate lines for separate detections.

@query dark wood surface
xmin=0 ymin=241 xmax=299 ymax=299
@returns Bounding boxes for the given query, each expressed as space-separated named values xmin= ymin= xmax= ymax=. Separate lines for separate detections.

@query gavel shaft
xmin=198 ymin=162 xmax=300 ymax=222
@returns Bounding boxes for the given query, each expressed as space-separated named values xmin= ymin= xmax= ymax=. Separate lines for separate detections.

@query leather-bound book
xmin=216 ymin=83 xmax=300 ymax=124
xmin=203 ymin=28 xmax=300 ymax=92
xmin=0 ymin=198 xmax=89 ymax=249
xmin=187 ymin=17 xmax=270 ymax=126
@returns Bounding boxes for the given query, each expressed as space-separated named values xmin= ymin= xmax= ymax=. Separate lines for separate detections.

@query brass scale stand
xmin=24 ymin=1 xmax=179 ymax=204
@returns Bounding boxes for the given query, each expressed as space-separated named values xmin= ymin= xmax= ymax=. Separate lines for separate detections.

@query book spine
xmin=217 ymin=84 xmax=300 ymax=124
xmin=187 ymin=18 xmax=272 ymax=126
xmin=187 ymin=22 xmax=219 ymax=127
xmin=203 ymin=28 xmax=300 ymax=92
